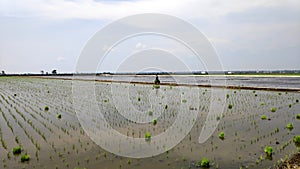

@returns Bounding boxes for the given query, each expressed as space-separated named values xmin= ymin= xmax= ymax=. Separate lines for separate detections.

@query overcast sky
xmin=0 ymin=0 xmax=300 ymax=73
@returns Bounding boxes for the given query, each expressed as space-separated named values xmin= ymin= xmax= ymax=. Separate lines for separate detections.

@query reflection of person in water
xmin=154 ymin=75 xmax=160 ymax=84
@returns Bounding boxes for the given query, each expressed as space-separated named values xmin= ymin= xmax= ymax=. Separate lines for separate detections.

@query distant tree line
xmin=0 ymin=69 xmax=57 ymax=76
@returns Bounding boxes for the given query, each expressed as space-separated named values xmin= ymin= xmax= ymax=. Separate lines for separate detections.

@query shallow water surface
xmin=0 ymin=77 xmax=299 ymax=169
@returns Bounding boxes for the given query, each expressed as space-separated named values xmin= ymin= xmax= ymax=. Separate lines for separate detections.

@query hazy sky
xmin=0 ymin=0 xmax=300 ymax=73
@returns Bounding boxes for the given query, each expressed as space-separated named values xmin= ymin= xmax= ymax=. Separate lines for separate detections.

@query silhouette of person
xmin=154 ymin=75 xmax=160 ymax=84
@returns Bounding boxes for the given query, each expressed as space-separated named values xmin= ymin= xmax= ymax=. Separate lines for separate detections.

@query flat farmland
xmin=0 ymin=76 xmax=299 ymax=169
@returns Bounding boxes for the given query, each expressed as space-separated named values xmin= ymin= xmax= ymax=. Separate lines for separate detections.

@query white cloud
xmin=135 ymin=42 xmax=146 ymax=49
xmin=1 ymin=0 xmax=298 ymax=20
xmin=208 ymin=37 xmax=230 ymax=45
xmin=1 ymin=0 xmax=300 ymax=72
xmin=57 ymin=56 xmax=66 ymax=62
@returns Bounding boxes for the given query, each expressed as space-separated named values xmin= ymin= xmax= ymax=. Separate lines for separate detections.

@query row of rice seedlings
xmin=0 ymin=80 xmax=95 ymax=168
xmin=0 ymin=107 xmax=14 ymax=134
xmin=7 ymin=92 xmax=58 ymax=135
xmin=0 ymin=117 xmax=8 ymax=150
xmin=4 ymin=88 xmax=74 ymax=140
xmin=200 ymin=89 xmax=299 ymax=167
xmin=0 ymin=98 xmax=41 ymax=155
xmin=1 ymin=94 xmax=47 ymax=145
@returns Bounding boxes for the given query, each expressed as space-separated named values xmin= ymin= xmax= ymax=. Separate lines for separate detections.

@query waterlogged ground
xmin=0 ymin=76 xmax=299 ymax=169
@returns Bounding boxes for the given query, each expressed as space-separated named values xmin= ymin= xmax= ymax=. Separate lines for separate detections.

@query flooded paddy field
xmin=0 ymin=76 xmax=299 ymax=169
xmin=48 ymin=74 xmax=300 ymax=90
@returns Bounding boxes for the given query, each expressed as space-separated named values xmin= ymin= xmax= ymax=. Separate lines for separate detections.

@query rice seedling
xmin=261 ymin=115 xmax=267 ymax=120
xmin=264 ymin=146 xmax=273 ymax=157
xmin=153 ymin=84 xmax=160 ymax=89
xmin=228 ymin=104 xmax=233 ymax=109
xmin=57 ymin=114 xmax=62 ymax=119
xmin=15 ymin=136 xmax=19 ymax=144
xmin=293 ymin=135 xmax=300 ymax=143
xmin=12 ymin=146 xmax=21 ymax=155
xmin=199 ymin=157 xmax=210 ymax=167
xmin=44 ymin=106 xmax=49 ymax=111
xmin=270 ymin=107 xmax=276 ymax=112
xmin=218 ymin=132 xmax=225 ymax=140
xmin=286 ymin=123 xmax=293 ymax=130
xmin=20 ymin=153 xmax=30 ymax=162
xmin=145 ymin=132 xmax=151 ymax=141
xmin=7 ymin=151 xmax=10 ymax=159
xmin=152 ymin=119 xmax=157 ymax=125
xmin=296 ymin=114 xmax=300 ymax=119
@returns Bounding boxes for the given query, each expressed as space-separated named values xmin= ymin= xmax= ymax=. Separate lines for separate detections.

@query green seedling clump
xmin=12 ymin=146 xmax=21 ymax=155
xmin=21 ymin=154 xmax=30 ymax=162
xmin=57 ymin=114 xmax=62 ymax=119
xmin=148 ymin=111 xmax=153 ymax=116
xmin=294 ymin=135 xmax=300 ymax=143
xmin=152 ymin=119 xmax=157 ymax=125
xmin=260 ymin=102 xmax=265 ymax=106
xmin=218 ymin=132 xmax=225 ymax=140
xmin=296 ymin=114 xmax=300 ymax=119
xmin=286 ymin=123 xmax=293 ymax=130
xmin=264 ymin=146 xmax=273 ymax=156
xmin=271 ymin=107 xmax=276 ymax=112
xmin=145 ymin=132 xmax=151 ymax=141
xmin=153 ymin=84 xmax=160 ymax=89
xmin=200 ymin=157 xmax=210 ymax=167
xmin=261 ymin=115 xmax=267 ymax=120
xmin=228 ymin=104 xmax=233 ymax=109
xmin=44 ymin=106 xmax=49 ymax=111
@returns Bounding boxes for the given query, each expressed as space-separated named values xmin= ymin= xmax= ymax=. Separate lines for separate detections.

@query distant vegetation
xmin=1 ymin=69 xmax=300 ymax=76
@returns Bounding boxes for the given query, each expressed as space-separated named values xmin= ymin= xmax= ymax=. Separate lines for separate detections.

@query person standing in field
xmin=154 ymin=75 xmax=160 ymax=84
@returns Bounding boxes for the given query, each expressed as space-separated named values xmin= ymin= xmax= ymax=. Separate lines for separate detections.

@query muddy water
xmin=0 ymin=77 xmax=299 ymax=169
